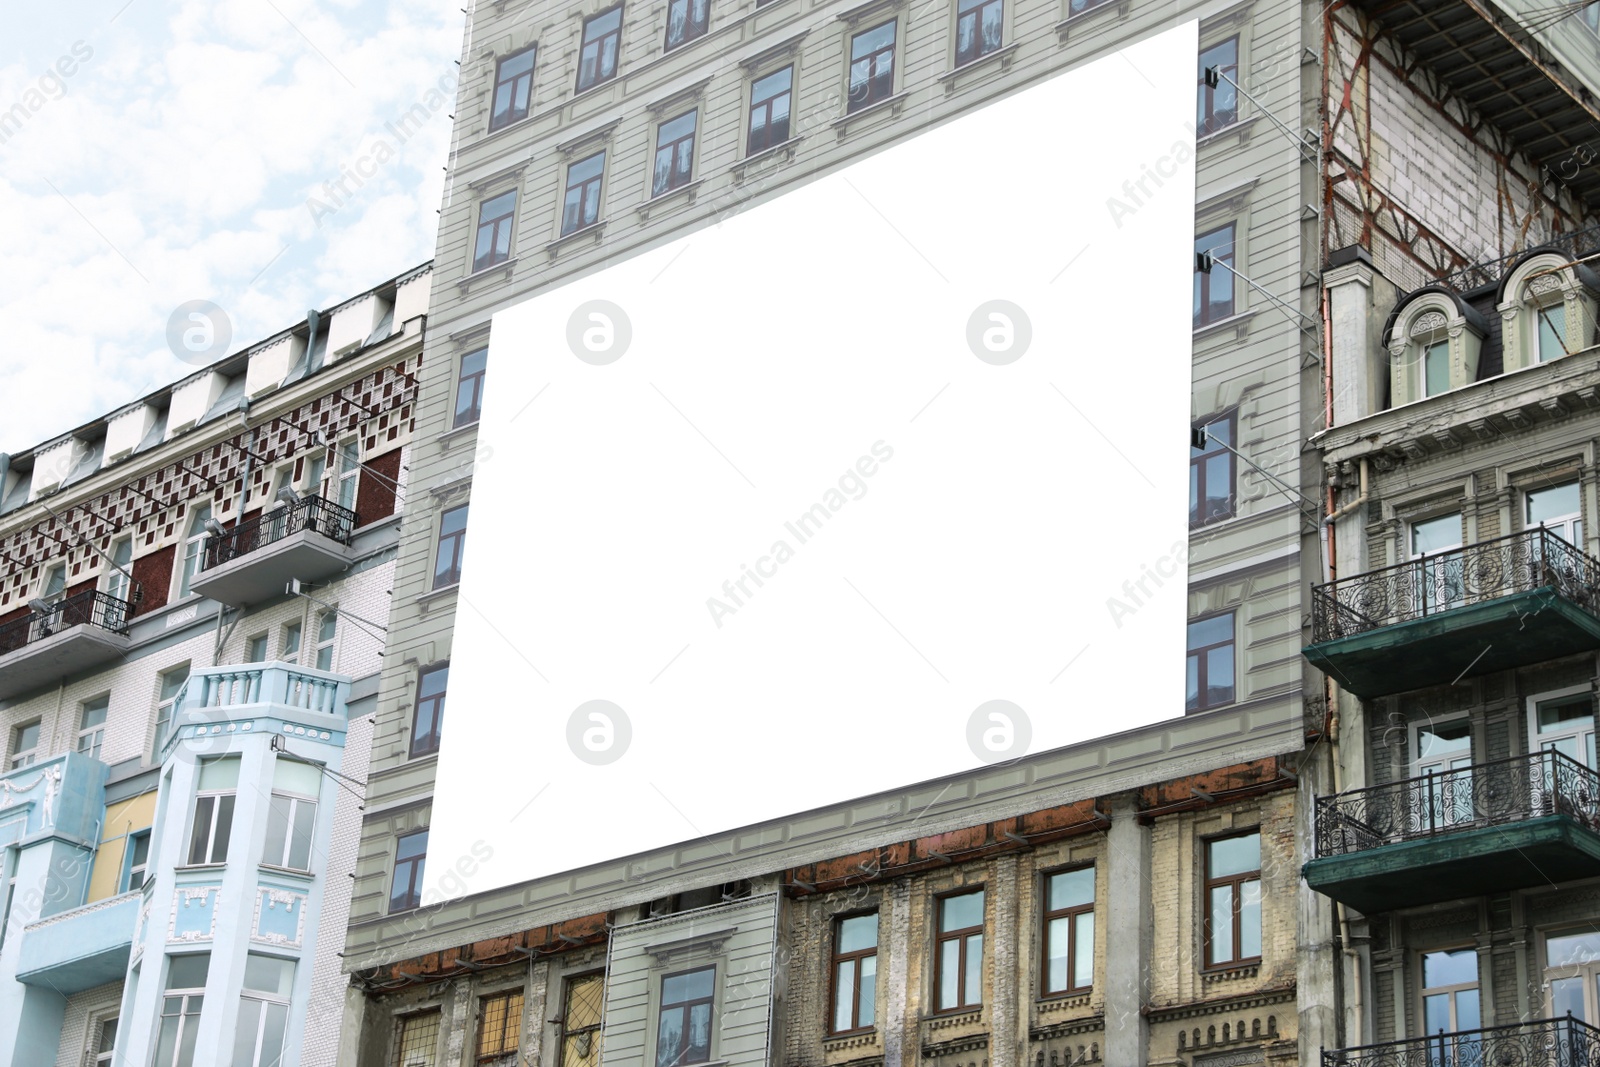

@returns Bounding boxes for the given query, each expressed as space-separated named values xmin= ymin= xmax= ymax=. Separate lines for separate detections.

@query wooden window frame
xmin=954 ymin=0 xmax=1003 ymax=67
xmin=1194 ymin=223 xmax=1236 ymax=327
xmin=932 ymin=887 xmax=985 ymax=1013
xmin=665 ymin=0 xmax=709 ymax=50
xmin=473 ymin=191 xmax=518 ymax=273
xmin=454 ymin=348 xmax=488 ymax=428
xmin=577 ymin=5 xmax=624 ymax=93
xmin=411 ymin=664 xmax=449 ymax=759
xmin=562 ymin=151 xmax=607 ymax=236
xmin=828 ymin=910 xmax=879 ymax=1035
xmin=489 ymin=47 xmax=536 ymax=131
xmin=476 ymin=989 xmax=526 ymax=1063
xmin=1202 ymin=830 xmax=1262 ymax=970
xmin=434 ymin=504 xmax=469 ymax=589
xmin=652 ymin=110 xmax=698 ymax=197
xmin=1197 ymin=36 xmax=1239 ymax=135
xmin=1186 ymin=611 xmax=1236 ymax=712
xmin=747 ymin=66 xmax=793 ymax=155
xmin=389 ymin=829 xmax=429 ymax=913
xmin=847 ymin=19 xmax=898 ymax=114
xmin=558 ymin=970 xmax=606 ymax=1067
xmin=656 ymin=965 xmax=716 ymax=1067
xmin=1040 ymin=865 xmax=1094 ymax=997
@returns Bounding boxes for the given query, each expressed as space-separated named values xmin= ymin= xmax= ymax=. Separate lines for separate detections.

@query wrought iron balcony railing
xmin=1310 ymin=527 xmax=1600 ymax=643
xmin=1324 ymin=1015 xmax=1600 ymax=1067
xmin=1314 ymin=749 xmax=1600 ymax=859
xmin=203 ymin=495 xmax=358 ymax=570
xmin=0 ymin=589 xmax=131 ymax=657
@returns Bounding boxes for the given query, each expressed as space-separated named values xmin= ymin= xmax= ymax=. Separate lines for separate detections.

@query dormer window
xmin=1536 ymin=298 xmax=1568 ymax=363
xmin=1422 ymin=335 xmax=1450 ymax=397
xmin=1386 ymin=290 xmax=1484 ymax=407
xmin=1498 ymin=250 xmax=1597 ymax=373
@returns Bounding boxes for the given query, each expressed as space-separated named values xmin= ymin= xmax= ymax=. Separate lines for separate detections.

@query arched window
xmin=1498 ymin=251 xmax=1597 ymax=373
xmin=1385 ymin=290 xmax=1484 ymax=407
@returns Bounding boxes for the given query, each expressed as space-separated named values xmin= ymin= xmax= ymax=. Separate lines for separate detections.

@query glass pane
xmin=397 ymin=830 xmax=429 ymax=862
xmin=833 ymin=961 xmax=854 ymax=1031
xmin=480 ymin=190 xmax=516 ymax=222
xmin=289 ymin=800 xmax=316 ymax=870
xmin=1046 ymin=916 xmax=1070 ymax=991
xmin=1456 ymin=988 xmax=1480 ymax=1031
xmin=1238 ymin=879 xmax=1261 ymax=958
xmin=440 ymin=506 xmax=468 ymax=537
xmin=1423 ymin=992 xmax=1450 ymax=1035
xmin=188 ymin=797 xmax=215 ymax=864
xmin=1048 ymin=868 xmax=1094 ymax=910
xmin=82 ymin=698 xmax=109 ymax=728
xmin=1548 ymin=930 xmax=1600 ymax=968
xmin=155 ymin=1016 xmax=179 ymax=1067
xmin=1073 ymin=912 xmax=1094 ymax=988
xmin=1528 ymin=482 xmax=1581 ymax=526
xmin=663 ymin=968 xmax=714 ymax=1004
xmin=858 ymin=954 xmax=876 ymax=1026
xmin=1412 ymin=513 xmax=1462 ymax=555
xmin=272 ymin=758 xmax=322 ymax=795
xmin=264 ymin=796 xmax=291 ymax=866
xmin=1540 ymin=697 xmax=1593 ymax=731
xmin=1187 ymin=615 xmax=1232 ymax=649
xmin=1186 ymin=656 xmax=1199 ymax=709
xmin=587 ymin=7 xmax=621 ymax=38
xmin=659 ymin=111 xmax=696 ymax=143
xmin=261 ymin=1002 xmax=289 ymax=1067
xmin=161 ymin=668 xmax=190 ymax=700
xmin=1417 ymin=720 xmax=1471 ymax=760
xmin=687 ymin=1002 xmax=711 ymax=1062
xmin=938 ymin=940 xmax=959 ymax=1009
xmin=851 ymin=20 xmax=896 ymax=58
xmin=940 ymin=891 xmax=984 ymax=931
xmin=1422 ymin=948 xmax=1478 ymax=989
xmin=1208 ymin=886 xmax=1233 ymax=964
xmin=211 ymin=794 xmax=235 ymax=862
xmin=503 ymin=49 xmax=535 ymax=78
xmin=232 ymin=998 xmax=263 ymax=1067
xmin=656 ymin=1009 xmax=684 ymax=1067
xmin=1424 ymin=340 xmax=1451 ymax=395
xmin=753 ymin=68 xmax=791 ymax=102
xmin=243 ymin=954 xmax=295 ymax=996
xmin=167 ymin=954 xmax=210 ymax=990
xmin=964 ymin=933 xmax=982 ymax=1005
xmin=1553 ymin=976 xmax=1586 ymax=1023
xmin=130 ymin=832 xmax=150 ymax=866
xmin=199 ymin=756 xmax=242 ymax=790
xmin=1206 ymin=646 xmax=1234 ymax=703
xmin=839 ymin=913 xmax=877 ymax=952
xmin=569 ymin=152 xmax=605 ymax=186
xmin=1208 ymin=832 xmax=1260 ymax=878
xmin=1539 ymin=304 xmax=1567 ymax=360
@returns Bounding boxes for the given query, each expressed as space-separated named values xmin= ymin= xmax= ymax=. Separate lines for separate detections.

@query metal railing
xmin=1314 ymin=749 xmax=1600 ymax=859
xmin=1310 ymin=527 xmax=1600 ymax=643
xmin=0 ymin=589 xmax=131 ymax=656
xmin=202 ymin=495 xmax=358 ymax=570
xmin=1430 ymin=224 xmax=1600 ymax=291
xmin=1324 ymin=1015 xmax=1600 ymax=1067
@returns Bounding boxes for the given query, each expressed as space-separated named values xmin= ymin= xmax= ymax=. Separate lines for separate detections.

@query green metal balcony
xmin=1305 ymin=750 xmax=1600 ymax=913
xmin=1323 ymin=1016 xmax=1600 ymax=1067
xmin=1304 ymin=527 xmax=1600 ymax=698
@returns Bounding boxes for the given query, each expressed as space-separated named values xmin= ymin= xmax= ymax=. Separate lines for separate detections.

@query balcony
xmin=0 ymin=589 xmax=131 ymax=700
xmin=159 ymin=661 xmax=352 ymax=757
xmin=189 ymin=495 xmax=358 ymax=606
xmin=1324 ymin=1016 xmax=1600 ymax=1067
xmin=14 ymin=892 xmax=140 ymax=994
xmin=1304 ymin=528 xmax=1600 ymax=698
xmin=1305 ymin=750 xmax=1600 ymax=913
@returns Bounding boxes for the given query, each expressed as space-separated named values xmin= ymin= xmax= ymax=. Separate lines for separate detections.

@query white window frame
xmin=78 ymin=694 xmax=110 ymax=759
xmin=313 ymin=610 xmax=337 ymax=671
xmin=8 ymin=720 xmax=41 ymax=770
xmin=155 ymin=957 xmax=208 ymax=1067
xmin=91 ymin=1012 xmax=118 ymax=1066
xmin=1410 ymin=511 xmax=1464 ymax=614
xmin=187 ymin=774 xmax=237 ymax=867
xmin=1528 ymin=684 xmax=1596 ymax=770
xmin=1419 ymin=947 xmax=1481 ymax=1036
xmin=235 ymin=956 xmax=295 ymax=1067
xmin=262 ymin=790 xmax=318 ymax=871
xmin=1543 ymin=927 xmax=1600 ymax=1026
xmin=103 ymin=536 xmax=133 ymax=604
xmin=124 ymin=828 xmax=152 ymax=892
xmin=176 ymin=504 xmax=212 ymax=599
xmin=1412 ymin=715 xmax=1474 ymax=829
xmin=336 ymin=440 xmax=360 ymax=512
xmin=282 ymin=621 xmax=302 ymax=665
xmin=1525 ymin=480 xmax=1584 ymax=549
xmin=154 ymin=666 xmax=189 ymax=757
xmin=246 ymin=632 xmax=269 ymax=663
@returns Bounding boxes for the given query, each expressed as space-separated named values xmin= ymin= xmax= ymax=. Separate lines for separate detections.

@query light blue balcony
xmin=14 ymin=892 xmax=140 ymax=993
xmin=160 ymin=661 xmax=352 ymax=756
xmin=0 ymin=751 xmax=107 ymax=849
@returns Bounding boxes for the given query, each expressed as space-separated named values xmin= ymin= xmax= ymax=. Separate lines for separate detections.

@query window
xmin=656 ymin=967 xmax=714 ymax=1067
xmin=473 ymin=190 xmax=517 ymax=273
xmin=1185 ymin=614 xmax=1235 ymax=712
xmin=477 ymin=989 xmax=525 ymax=1064
xmin=1042 ymin=866 xmax=1094 ymax=995
xmin=155 ymin=666 xmax=189 ymax=754
xmin=1197 ymin=37 xmax=1238 ymax=134
xmin=830 ymin=912 xmax=878 ymax=1033
xmin=104 ymin=537 xmax=133 ymax=603
xmin=1536 ymin=301 xmax=1569 ymax=362
xmin=847 ymin=20 xmax=897 ymax=113
xmin=1411 ymin=512 xmax=1464 ymax=613
xmin=187 ymin=757 xmax=240 ymax=866
xmin=396 ymin=1011 xmax=442 ymax=1067
xmin=154 ymin=954 xmax=209 ymax=1067
xmin=955 ymin=0 xmax=1002 ymax=66
xmin=232 ymin=954 xmax=294 ymax=1067
xmin=1423 ymin=338 xmax=1451 ymax=396
xmin=1414 ymin=717 xmax=1474 ymax=828
xmin=263 ymin=758 xmax=321 ymax=871
xmin=282 ymin=622 xmax=302 ymax=665
xmin=177 ymin=504 xmax=212 ymax=597
xmin=454 ymin=348 xmax=488 ymax=428
xmin=246 ymin=633 xmax=268 ymax=662
xmin=9 ymin=721 xmax=40 ymax=770
xmin=934 ymin=888 xmax=984 ymax=1012
xmin=390 ymin=829 xmax=429 ymax=912
xmin=314 ymin=611 xmax=336 ymax=671
xmin=577 ymin=6 xmax=623 ymax=92
xmin=1421 ymin=948 xmax=1481 ymax=1035
xmin=93 ymin=1017 xmax=118 ymax=1066
xmin=1190 ymin=414 xmax=1235 ymax=526
xmin=665 ymin=0 xmax=709 ymax=50
xmin=78 ymin=695 xmax=109 ymax=759
xmin=1587 ymin=2 xmax=1600 ymax=32
xmin=412 ymin=665 xmax=449 ymax=758
xmin=1528 ymin=480 xmax=1583 ymax=547
xmin=747 ymin=67 xmax=793 ymax=154
xmin=489 ymin=47 xmax=536 ymax=131
xmin=562 ymin=151 xmax=606 ymax=236
xmin=652 ymin=111 xmax=698 ymax=197
xmin=434 ymin=505 xmax=469 ymax=589
xmin=1203 ymin=831 xmax=1261 ymax=968
xmin=1194 ymin=224 xmax=1234 ymax=327
xmin=1545 ymin=929 xmax=1600 ymax=1026
xmin=124 ymin=829 xmax=152 ymax=892
xmin=337 ymin=441 xmax=360 ymax=512
xmin=1532 ymin=691 xmax=1596 ymax=770
xmin=559 ymin=972 xmax=605 ymax=1067
xmin=305 ymin=452 xmax=327 ymax=496
xmin=40 ymin=562 xmax=67 ymax=602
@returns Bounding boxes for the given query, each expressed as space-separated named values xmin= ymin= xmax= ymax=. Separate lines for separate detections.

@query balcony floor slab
xmin=190 ymin=528 xmax=356 ymax=606
xmin=0 ymin=625 xmax=132 ymax=701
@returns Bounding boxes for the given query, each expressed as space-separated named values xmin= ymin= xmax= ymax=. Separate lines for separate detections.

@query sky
xmin=0 ymin=0 xmax=463 ymax=455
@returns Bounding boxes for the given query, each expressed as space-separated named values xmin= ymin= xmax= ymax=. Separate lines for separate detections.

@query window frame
xmin=576 ymin=5 xmax=624 ymax=93
xmin=262 ymin=789 xmax=318 ymax=872
xmin=954 ymin=0 xmax=1004 ymax=67
xmin=1190 ymin=412 xmax=1237 ymax=527
xmin=472 ymin=189 xmax=519 ymax=274
xmin=153 ymin=664 xmax=189 ymax=758
xmin=154 ymin=954 xmax=209 ymax=1067
xmin=1196 ymin=35 xmax=1239 ymax=135
xmin=411 ymin=663 xmax=449 ymax=759
xmin=1202 ymin=829 xmax=1262 ymax=970
xmin=489 ymin=47 xmax=537 ymax=131
xmin=558 ymin=970 xmax=606 ymax=1067
xmin=561 ymin=150 xmax=608 ymax=237
xmin=454 ymin=348 xmax=489 ymax=429
xmin=434 ymin=504 xmax=470 ymax=589
xmin=187 ymin=784 xmax=237 ymax=867
xmin=1040 ymin=865 xmax=1095 ymax=997
xmin=235 ymin=954 xmax=296 ymax=1067
xmin=932 ymin=887 xmax=985 ymax=1014
xmin=9 ymin=719 xmax=41 ymax=770
xmin=654 ymin=964 xmax=716 ymax=1067
xmin=828 ymin=909 xmax=879 ymax=1035
xmin=394 ymin=1009 xmax=444 ymax=1067
xmin=747 ymin=65 xmax=794 ymax=156
xmin=281 ymin=621 xmax=302 ymax=665
xmin=846 ymin=18 xmax=899 ymax=114
xmin=664 ymin=0 xmax=709 ymax=51
xmin=123 ymin=828 xmax=152 ymax=893
xmin=78 ymin=693 xmax=110 ymax=759
xmin=176 ymin=502 xmax=213 ymax=599
xmin=389 ymin=828 xmax=429 ymax=913
xmin=476 ymin=988 xmax=526 ymax=1064
xmin=1419 ymin=946 xmax=1482 ymax=1036
xmin=1194 ymin=223 xmax=1236 ymax=328
xmin=336 ymin=440 xmax=360 ymax=512
xmin=313 ymin=609 xmax=337 ymax=672
xmin=92 ymin=1014 xmax=118 ymax=1066
xmin=103 ymin=536 xmax=133 ymax=603
xmin=1528 ymin=684 xmax=1597 ymax=771
xmin=1185 ymin=611 xmax=1236 ymax=712
xmin=651 ymin=109 xmax=699 ymax=198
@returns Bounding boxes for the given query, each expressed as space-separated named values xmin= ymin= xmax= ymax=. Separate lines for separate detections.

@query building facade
xmin=339 ymin=0 xmax=1325 ymax=1064
xmin=1305 ymin=1 xmax=1600 ymax=1064
xmin=0 ymin=264 xmax=429 ymax=1066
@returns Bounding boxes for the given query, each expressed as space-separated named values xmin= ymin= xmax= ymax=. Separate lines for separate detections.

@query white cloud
xmin=0 ymin=0 xmax=459 ymax=453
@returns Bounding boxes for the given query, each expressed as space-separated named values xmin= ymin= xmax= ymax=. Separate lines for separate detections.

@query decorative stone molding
xmin=643 ymin=924 xmax=737 ymax=964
